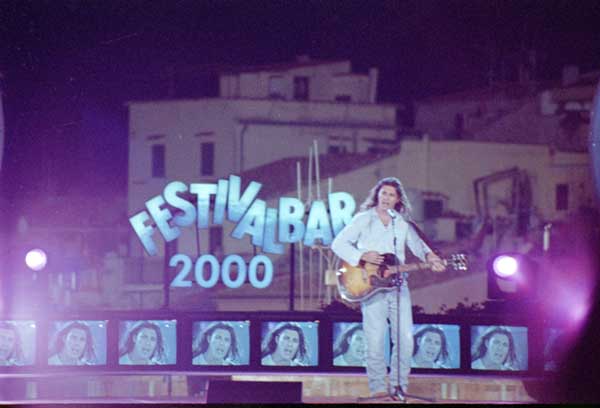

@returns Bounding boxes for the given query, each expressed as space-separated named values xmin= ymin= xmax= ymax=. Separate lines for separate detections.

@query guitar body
xmin=336 ymin=252 xmax=467 ymax=303
xmin=336 ymin=253 xmax=402 ymax=303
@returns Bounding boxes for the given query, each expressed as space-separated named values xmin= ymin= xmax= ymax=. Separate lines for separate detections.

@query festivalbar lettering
xmin=129 ymin=174 xmax=355 ymax=257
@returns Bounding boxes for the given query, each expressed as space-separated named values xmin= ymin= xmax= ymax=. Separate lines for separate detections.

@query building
xmin=127 ymin=57 xmax=399 ymax=263
xmin=414 ymin=66 xmax=598 ymax=152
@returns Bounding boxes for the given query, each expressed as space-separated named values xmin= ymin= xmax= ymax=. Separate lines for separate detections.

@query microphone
xmin=387 ymin=208 xmax=397 ymax=219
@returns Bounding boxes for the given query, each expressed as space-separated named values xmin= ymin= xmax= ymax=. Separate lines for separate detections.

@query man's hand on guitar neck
xmin=426 ymin=252 xmax=446 ymax=272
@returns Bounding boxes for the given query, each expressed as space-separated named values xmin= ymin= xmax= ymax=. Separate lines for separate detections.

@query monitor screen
xmin=48 ymin=320 xmax=107 ymax=366
xmin=0 ymin=320 xmax=36 ymax=366
xmin=470 ymin=325 xmax=528 ymax=371
xmin=261 ymin=321 xmax=319 ymax=367
xmin=118 ymin=320 xmax=177 ymax=365
xmin=192 ymin=320 xmax=250 ymax=366
xmin=332 ymin=322 xmax=390 ymax=367
xmin=411 ymin=324 xmax=460 ymax=369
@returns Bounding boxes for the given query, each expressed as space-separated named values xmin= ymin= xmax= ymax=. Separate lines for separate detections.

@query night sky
xmin=1 ymin=0 xmax=600 ymax=198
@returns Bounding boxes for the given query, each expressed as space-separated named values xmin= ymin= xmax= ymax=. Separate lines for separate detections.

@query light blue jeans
xmin=361 ymin=284 xmax=413 ymax=395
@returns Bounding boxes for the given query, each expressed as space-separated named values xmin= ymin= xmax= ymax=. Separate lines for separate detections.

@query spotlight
xmin=487 ymin=252 xmax=538 ymax=300
xmin=25 ymin=248 xmax=47 ymax=271
xmin=492 ymin=255 xmax=519 ymax=278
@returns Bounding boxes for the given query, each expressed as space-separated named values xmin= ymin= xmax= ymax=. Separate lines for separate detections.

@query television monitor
xmin=260 ymin=321 xmax=319 ymax=367
xmin=411 ymin=324 xmax=460 ymax=369
xmin=118 ymin=320 xmax=177 ymax=365
xmin=332 ymin=321 xmax=391 ymax=367
xmin=47 ymin=320 xmax=107 ymax=366
xmin=470 ymin=325 xmax=528 ymax=371
xmin=192 ymin=320 xmax=250 ymax=366
xmin=0 ymin=320 xmax=36 ymax=366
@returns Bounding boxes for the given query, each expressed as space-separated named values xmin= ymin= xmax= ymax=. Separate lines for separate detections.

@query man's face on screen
xmin=134 ymin=328 xmax=158 ymax=360
xmin=348 ymin=330 xmax=367 ymax=363
xmin=0 ymin=328 xmax=17 ymax=361
xmin=276 ymin=329 xmax=300 ymax=362
xmin=418 ymin=331 xmax=442 ymax=363
xmin=64 ymin=328 xmax=87 ymax=360
xmin=208 ymin=328 xmax=232 ymax=360
xmin=486 ymin=333 xmax=510 ymax=365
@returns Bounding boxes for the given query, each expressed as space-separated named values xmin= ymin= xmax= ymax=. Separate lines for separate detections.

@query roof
xmin=219 ymin=59 xmax=350 ymax=75
xmin=475 ymin=99 xmax=588 ymax=152
xmin=237 ymin=117 xmax=397 ymax=130
xmin=416 ymin=78 xmax=593 ymax=152
xmin=237 ymin=149 xmax=400 ymax=200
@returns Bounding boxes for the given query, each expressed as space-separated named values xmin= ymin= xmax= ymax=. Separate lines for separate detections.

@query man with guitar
xmin=331 ymin=177 xmax=445 ymax=400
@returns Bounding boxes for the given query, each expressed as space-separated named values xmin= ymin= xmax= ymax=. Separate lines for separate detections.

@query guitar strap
xmin=406 ymin=218 xmax=437 ymax=254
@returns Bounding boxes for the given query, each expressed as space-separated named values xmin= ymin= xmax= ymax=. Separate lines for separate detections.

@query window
xmin=201 ymin=142 xmax=214 ymax=176
xmin=293 ymin=76 xmax=309 ymax=100
xmin=209 ymin=226 xmax=223 ymax=258
xmin=164 ymin=238 xmax=179 ymax=284
xmin=335 ymin=94 xmax=352 ymax=102
xmin=556 ymin=184 xmax=569 ymax=210
xmin=424 ymin=199 xmax=444 ymax=219
xmin=151 ymin=144 xmax=165 ymax=178
xmin=455 ymin=220 xmax=473 ymax=240
xmin=367 ymin=146 xmax=386 ymax=154
xmin=268 ymin=75 xmax=284 ymax=99
xmin=328 ymin=145 xmax=347 ymax=154
xmin=447 ymin=113 xmax=464 ymax=140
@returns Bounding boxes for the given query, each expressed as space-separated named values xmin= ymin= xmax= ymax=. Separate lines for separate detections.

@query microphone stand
xmin=360 ymin=211 xmax=435 ymax=403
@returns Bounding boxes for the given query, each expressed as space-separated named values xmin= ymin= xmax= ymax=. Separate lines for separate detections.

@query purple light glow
xmin=570 ymin=302 xmax=590 ymax=323
xmin=25 ymin=248 xmax=47 ymax=271
xmin=492 ymin=255 xmax=519 ymax=278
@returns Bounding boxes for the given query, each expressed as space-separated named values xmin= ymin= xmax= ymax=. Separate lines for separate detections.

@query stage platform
xmin=231 ymin=373 xmax=539 ymax=403
xmin=0 ymin=372 xmax=544 ymax=404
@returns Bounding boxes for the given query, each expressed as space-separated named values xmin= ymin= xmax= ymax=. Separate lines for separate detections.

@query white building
xmin=127 ymin=58 xmax=399 ymax=260
xmin=414 ymin=66 xmax=598 ymax=152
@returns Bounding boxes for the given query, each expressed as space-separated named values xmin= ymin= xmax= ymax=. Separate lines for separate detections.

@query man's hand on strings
xmin=361 ymin=251 xmax=384 ymax=265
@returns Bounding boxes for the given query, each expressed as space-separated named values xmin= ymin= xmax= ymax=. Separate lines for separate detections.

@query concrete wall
xmin=128 ymin=97 xmax=397 ymax=218
xmin=411 ymin=271 xmax=488 ymax=314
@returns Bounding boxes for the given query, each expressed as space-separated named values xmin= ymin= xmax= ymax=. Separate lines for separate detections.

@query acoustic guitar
xmin=336 ymin=253 xmax=468 ymax=303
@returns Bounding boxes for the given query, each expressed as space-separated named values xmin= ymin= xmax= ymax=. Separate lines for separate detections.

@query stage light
xmin=487 ymin=252 xmax=538 ymax=300
xmin=25 ymin=248 xmax=47 ymax=271
xmin=492 ymin=255 xmax=519 ymax=278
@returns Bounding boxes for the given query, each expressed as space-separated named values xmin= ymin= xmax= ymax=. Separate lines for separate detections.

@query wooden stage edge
xmin=231 ymin=373 xmax=541 ymax=403
xmin=0 ymin=373 xmax=550 ymax=404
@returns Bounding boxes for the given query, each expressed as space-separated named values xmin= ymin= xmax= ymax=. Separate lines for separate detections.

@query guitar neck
xmin=397 ymin=259 xmax=448 ymax=273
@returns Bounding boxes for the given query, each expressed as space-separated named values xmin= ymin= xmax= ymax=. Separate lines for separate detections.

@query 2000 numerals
xmin=169 ymin=254 xmax=273 ymax=289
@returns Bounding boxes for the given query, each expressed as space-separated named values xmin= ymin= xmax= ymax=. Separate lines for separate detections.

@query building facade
xmin=128 ymin=58 xmax=398 ymax=260
xmin=125 ymin=60 xmax=597 ymax=311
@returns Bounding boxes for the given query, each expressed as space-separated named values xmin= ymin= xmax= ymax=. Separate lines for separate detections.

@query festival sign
xmin=129 ymin=175 xmax=355 ymax=289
